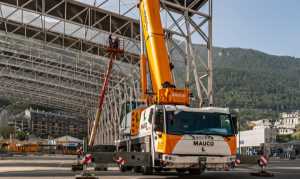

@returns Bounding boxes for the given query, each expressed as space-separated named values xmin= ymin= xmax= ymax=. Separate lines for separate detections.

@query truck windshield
xmin=166 ymin=111 xmax=234 ymax=136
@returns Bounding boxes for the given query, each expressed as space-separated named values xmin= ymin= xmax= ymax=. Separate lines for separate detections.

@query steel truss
xmin=0 ymin=32 xmax=138 ymax=117
xmin=0 ymin=0 xmax=214 ymax=145
xmin=162 ymin=0 xmax=214 ymax=106
xmin=0 ymin=0 xmax=140 ymax=63
xmin=0 ymin=0 xmax=142 ymax=144
xmin=96 ymin=0 xmax=214 ymax=144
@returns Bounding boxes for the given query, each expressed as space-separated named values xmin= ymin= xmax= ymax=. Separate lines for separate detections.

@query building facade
xmin=6 ymin=112 xmax=30 ymax=132
xmin=276 ymin=111 xmax=300 ymax=135
xmin=24 ymin=109 xmax=87 ymax=139
xmin=250 ymin=119 xmax=273 ymax=130
xmin=237 ymin=128 xmax=277 ymax=155
xmin=10 ymin=109 xmax=88 ymax=139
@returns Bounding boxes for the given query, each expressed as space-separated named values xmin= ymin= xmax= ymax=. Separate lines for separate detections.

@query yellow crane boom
xmin=139 ymin=0 xmax=190 ymax=105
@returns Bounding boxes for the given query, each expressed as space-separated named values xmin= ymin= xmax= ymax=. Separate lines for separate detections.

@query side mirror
xmin=231 ymin=115 xmax=238 ymax=134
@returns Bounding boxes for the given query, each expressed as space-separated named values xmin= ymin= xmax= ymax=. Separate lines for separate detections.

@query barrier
xmin=250 ymin=154 xmax=274 ymax=177
xmin=75 ymin=154 xmax=98 ymax=179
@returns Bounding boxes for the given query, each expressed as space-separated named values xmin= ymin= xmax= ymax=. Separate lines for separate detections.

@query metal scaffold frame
xmin=95 ymin=0 xmax=214 ymax=144
xmin=161 ymin=0 xmax=214 ymax=107
xmin=0 ymin=0 xmax=140 ymax=63
xmin=0 ymin=0 xmax=214 ymax=145
xmin=0 ymin=31 xmax=138 ymax=117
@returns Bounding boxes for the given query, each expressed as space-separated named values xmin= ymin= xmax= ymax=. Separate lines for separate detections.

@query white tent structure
xmin=54 ymin=135 xmax=83 ymax=147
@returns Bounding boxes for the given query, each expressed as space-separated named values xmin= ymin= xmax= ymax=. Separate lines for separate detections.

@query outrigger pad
xmin=250 ymin=171 xmax=274 ymax=177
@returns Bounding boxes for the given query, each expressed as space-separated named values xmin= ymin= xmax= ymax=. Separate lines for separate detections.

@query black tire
xmin=189 ymin=168 xmax=202 ymax=175
xmin=176 ymin=169 xmax=187 ymax=174
xmin=142 ymin=157 xmax=153 ymax=175
xmin=142 ymin=166 xmax=152 ymax=175
xmin=134 ymin=166 xmax=142 ymax=173
xmin=154 ymin=167 xmax=163 ymax=172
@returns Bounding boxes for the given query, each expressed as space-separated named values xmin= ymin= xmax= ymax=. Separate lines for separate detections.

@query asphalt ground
xmin=0 ymin=155 xmax=300 ymax=179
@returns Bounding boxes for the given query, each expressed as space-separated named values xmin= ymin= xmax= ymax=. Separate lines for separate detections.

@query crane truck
xmin=111 ymin=0 xmax=238 ymax=175
xmin=88 ymin=0 xmax=238 ymax=175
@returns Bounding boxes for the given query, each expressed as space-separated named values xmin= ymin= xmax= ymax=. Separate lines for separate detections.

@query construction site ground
xmin=0 ymin=154 xmax=300 ymax=179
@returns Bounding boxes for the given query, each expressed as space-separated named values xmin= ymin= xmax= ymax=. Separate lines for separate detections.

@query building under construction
xmin=7 ymin=109 xmax=86 ymax=139
xmin=0 ymin=0 xmax=213 ymax=145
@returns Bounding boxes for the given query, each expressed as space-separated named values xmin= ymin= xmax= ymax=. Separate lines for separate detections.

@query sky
xmin=214 ymin=0 xmax=300 ymax=58
xmin=79 ymin=0 xmax=300 ymax=58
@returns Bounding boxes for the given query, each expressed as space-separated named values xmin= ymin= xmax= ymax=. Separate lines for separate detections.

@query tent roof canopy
xmin=54 ymin=135 xmax=83 ymax=143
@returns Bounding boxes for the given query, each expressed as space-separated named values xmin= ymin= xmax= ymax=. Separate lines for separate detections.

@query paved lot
xmin=0 ymin=155 xmax=300 ymax=179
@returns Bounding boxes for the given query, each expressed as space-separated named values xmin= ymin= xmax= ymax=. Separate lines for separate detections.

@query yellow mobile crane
xmin=85 ymin=0 xmax=238 ymax=175
xmin=138 ymin=0 xmax=190 ymax=105
xmin=113 ymin=0 xmax=238 ymax=175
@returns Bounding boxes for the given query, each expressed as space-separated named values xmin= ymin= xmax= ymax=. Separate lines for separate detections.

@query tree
xmin=276 ymin=134 xmax=293 ymax=143
xmin=16 ymin=131 xmax=28 ymax=141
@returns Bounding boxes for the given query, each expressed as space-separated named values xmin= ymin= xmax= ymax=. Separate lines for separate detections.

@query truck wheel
xmin=154 ymin=167 xmax=162 ymax=172
xmin=141 ymin=154 xmax=153 ymax=175
xmin=142 ymin=160 xmax=153 ymax=175
xmin=176 ymin=169 xmax=186 ymax=174
xmin=188 ymin=169 xmax=202 ymax=175
xmin=142 ymin=166 xmax=152 ymax=175
xmin=134 ymin=166 xmax=142 ymax=173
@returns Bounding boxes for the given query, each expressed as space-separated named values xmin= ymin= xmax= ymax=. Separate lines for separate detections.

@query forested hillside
xmin=211 ymin=47 xmax=300 ymax=110
xmin=173 ymin=45 xmax=300 ymax=122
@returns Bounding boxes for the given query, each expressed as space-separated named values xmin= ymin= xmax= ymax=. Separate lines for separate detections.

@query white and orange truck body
xmin=117 ymin=105 xmax=238 ymax=172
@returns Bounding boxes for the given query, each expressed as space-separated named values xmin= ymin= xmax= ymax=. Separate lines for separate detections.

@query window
xmin=154 ymin=109 xmax=164 ymax=132
xmin=166 ymin=111 xmax=234 ymax=136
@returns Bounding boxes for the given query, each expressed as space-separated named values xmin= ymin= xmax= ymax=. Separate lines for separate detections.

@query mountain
xmin=172 ymin=45 xmax=300 ymax=123
xmin=211 ymin=47 xmax=300 ymax=110
xmin=1 ymin=45 xmax=300 ymax=124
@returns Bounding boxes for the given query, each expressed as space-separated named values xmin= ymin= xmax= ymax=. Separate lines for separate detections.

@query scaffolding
xmin=0 ymin=0 xmax=214 ymax=145
xmin=0 ymin=31 xmax=137 ymax=115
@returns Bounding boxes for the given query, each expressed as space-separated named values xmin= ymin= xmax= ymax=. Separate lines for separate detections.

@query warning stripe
xmin=260 ymin=155 xmax=268 ymax=165
xmin=81 ymin=154 xmax=92 ymax=164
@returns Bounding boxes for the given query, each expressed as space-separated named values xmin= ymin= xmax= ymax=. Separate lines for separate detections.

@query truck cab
xmin=118 ymin=105 xmax=238 ymax=173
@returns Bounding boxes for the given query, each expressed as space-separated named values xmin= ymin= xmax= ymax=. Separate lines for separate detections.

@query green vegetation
xmin=16 ymin=131 xmax=29 ymax=141
xmin=212 ymin=47 xmax=300 ymax=111
xmin=173 ymin=46 xmax=300 ymax=126
xmin=277 ymin=131 xmax=300 ymax=142
xmin=292 ymin=132 xmax=300 ymax=140
xmin=291 ymin=124 xmax=300 ymax=140
xmin=277 ymin=134 xmax=293 ymax=143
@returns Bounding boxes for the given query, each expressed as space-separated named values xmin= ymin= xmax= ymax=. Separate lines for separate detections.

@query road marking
xmin=0 ymin=167 xmax=69 ymax=173
xmin=269 ymin=166 xmax=300 ymax=170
